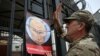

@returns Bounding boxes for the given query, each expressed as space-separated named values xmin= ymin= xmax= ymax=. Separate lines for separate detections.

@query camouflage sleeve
xmin=67 ymin=45 xmax=100 ymax=56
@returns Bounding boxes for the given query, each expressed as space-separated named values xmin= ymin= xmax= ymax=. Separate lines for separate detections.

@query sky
xmin=85 ymin=0 xmax=100 ymax=14
xmin=75 ymin=0 xmax=100 ymax=14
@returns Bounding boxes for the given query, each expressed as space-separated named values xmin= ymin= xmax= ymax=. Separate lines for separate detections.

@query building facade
xmin=0 ymin=0 xmax=86 ymax=56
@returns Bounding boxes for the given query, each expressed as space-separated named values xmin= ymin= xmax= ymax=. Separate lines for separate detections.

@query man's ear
xmin=78 ymin=22 xmax=85 ymax=30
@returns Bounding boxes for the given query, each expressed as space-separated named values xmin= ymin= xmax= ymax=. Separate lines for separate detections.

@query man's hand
xmin=53 ymin=3 xmax=63 ymax=34
xmin=45 ymin=51 xmax=52 ymax=56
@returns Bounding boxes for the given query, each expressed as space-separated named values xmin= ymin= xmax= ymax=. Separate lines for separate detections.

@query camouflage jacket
xmin=67 ymin=35 xmax=100 ymax=56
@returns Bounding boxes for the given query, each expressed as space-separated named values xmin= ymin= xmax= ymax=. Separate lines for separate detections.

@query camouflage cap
xmin=63 ymin=10 xmax=94 ymax=25
xmin=63 ymin=10 xmax=95 ymax=32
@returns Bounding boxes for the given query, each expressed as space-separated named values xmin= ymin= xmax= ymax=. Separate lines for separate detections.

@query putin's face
xmin=29 ymin=19 xmax=46 ymax=45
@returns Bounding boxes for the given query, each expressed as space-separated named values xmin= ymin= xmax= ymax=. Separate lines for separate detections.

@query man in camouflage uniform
xmin=62 ymin=10 xmax=100 ymax=56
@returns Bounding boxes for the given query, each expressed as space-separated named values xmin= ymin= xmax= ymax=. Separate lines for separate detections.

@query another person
xmin=90 ymin=22 xmax=100 ymax=47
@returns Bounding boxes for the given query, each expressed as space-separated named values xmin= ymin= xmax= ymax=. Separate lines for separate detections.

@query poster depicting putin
xmin=25 ymin=12 xmax=52 ymax=55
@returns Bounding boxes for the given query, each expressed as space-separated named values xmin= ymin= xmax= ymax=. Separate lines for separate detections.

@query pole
xmin=7 ymin=0 xmax=15 ymax=56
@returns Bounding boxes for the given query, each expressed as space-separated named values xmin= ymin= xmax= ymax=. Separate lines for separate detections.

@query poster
xmin=25 ymin=12 xmax=52 ymax=55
